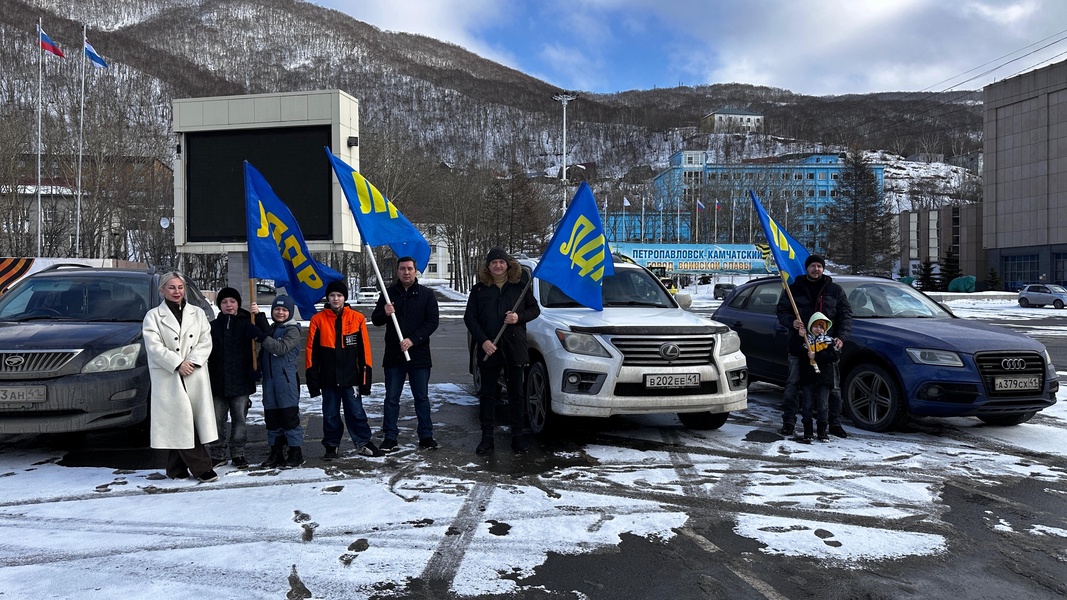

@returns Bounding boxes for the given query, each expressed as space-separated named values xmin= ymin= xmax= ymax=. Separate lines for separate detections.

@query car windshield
xmin=1048 ymin=285 xmax=1067 ymax=293
xmin=838 ymin=281 xmax=952 ymax=319
xmin=0 ymin=276 xmax=152 ymax=322
xmin=539 ymin=267 xmax=675 ymax=308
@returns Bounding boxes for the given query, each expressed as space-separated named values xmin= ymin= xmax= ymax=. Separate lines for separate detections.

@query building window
xmin=830 ymin=189 xmax=838 ymax=197
xmin=818 ymin=172 xmax=826 ymax=180
xmin=807 ymin=190 xmax=815 ymax=197
xmin=832 ymin=173 xmax=839 ymax=180
xmin=807 ymin=173 xmax=815 ymax=180
xmin=818 ymin=190 xmax=827 ymax=197
xmin=427 ymin=264 xmax=438 ymax=273
xmin=1053 ymin=252 xmax=1067 ymax=287
xmin=1002 ymin=254 xmax=1039 ymax=292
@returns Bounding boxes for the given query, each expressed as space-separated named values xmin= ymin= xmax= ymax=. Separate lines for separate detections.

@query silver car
xmin=1018 ymin=284 xmax=1067 ymax=309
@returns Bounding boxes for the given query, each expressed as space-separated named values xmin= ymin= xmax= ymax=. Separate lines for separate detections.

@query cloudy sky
xmin=313 ymin=0 xmax=1067 ymax=96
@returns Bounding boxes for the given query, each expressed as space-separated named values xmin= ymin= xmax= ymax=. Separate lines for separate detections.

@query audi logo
xmin=4 ymin=356 xmax=24 ymax=368
xmin=1001 ymin=357 xmax=1027 ymax=370
xmin=659 ymin=343 xmax=681 ymax=361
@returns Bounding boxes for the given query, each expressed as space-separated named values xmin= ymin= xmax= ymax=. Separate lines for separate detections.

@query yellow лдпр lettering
xmin=559 ymin=215 xmax=607 ymax=281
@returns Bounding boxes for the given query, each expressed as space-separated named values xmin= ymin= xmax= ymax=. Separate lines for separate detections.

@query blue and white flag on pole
xmin=531 ymin=182 xmax=614 ymax=310
xmin=750 ymin=190 xmax=809 ymax=283
xmin=245 ymin=161 xmax=342 ymax=318
xmin=84 ymin=38 xmax=107 ymax=68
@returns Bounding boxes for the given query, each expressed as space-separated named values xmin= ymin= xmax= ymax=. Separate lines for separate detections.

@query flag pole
xmin=247 ymin=278 xmax=258 ymax=371
xmin=484 ymin=275 xmax=535 ymax=360
xmin=76 ymin=24 xmax=86 ymax=258
xmin=363 ymin=244 xmax=411 ymax=361
xmin=640 ymin=196 xmax=645 ymax=241
xmin=36 ymin=18 xmax=43 ymax=257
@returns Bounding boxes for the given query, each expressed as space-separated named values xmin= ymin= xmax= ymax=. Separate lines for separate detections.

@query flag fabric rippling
xmin=84 ymin=38 xmax=107 ymax=68
xmin=38 ymin=26 xmax=64 ymax=57
xmin=750 ymin=190 xmax=809 ymax=283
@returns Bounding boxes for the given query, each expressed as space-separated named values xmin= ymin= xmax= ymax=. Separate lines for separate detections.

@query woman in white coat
xmin=142 ymin=271 xmax=219 ymax=482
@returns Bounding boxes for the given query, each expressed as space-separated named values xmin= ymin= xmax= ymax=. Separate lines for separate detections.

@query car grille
xmin=614 ymin=381 xmax=719 ymax=396
xmin=974 ymin=351 xmax=1045 ymax=398
xmin=0 ymin=350 xmax=81 ymax=375
xmin=609 ymin=335 xmax=716 ymax=366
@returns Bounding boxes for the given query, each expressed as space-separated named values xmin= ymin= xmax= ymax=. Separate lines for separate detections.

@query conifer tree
xmin=825 ymin=149 xmax=894 ymax=275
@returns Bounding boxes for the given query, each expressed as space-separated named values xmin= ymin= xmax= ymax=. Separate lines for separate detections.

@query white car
xmin=475 ymin=256 xmax=748 ymax=433
xmin=356 ymin=286 xmax=379 ymax=304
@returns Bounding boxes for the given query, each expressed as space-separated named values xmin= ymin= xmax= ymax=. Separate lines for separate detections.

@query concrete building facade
xmin=983 ymin=59 xmax=1067 ymax=289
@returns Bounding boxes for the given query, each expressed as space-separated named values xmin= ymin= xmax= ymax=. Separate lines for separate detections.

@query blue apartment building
xmin=632 ymin=151 xmax=886 ymax=255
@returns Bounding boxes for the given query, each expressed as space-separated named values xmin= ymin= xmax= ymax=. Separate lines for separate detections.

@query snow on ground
xmin=1 ymin=281 xmax=1065 ymax=597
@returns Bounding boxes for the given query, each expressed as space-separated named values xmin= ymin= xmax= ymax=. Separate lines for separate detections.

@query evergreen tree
xmin=918 ymin=258 xmax=938 ymax=291
xmin=939 ymin=249 xmax=962 ymax=290
xmin=985 ymin=267 xmax=1003 ymax=291
xmin=825 ymin=149 xmax=894 ymax=275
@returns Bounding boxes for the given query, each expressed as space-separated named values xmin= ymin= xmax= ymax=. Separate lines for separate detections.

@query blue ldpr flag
xmin=750 ymin=190 xmax=809 ymax=283
xmin=532 ymin=182 xmax=614 ymax=310
xmin=245 ymin=161 xmax=343 ymax=318
xmin=325 ymin=148 xmax=431 ymax=272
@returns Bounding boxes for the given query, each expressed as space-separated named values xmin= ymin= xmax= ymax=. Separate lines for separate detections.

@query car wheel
xmin=843 ymin=364 xmax=905 ymax=432
xmin=1019 ymin=297 xmax=1030 ymax=307
xmin=978 ymin=411 xmax=1036 ymax=426
xmin=1055 ymin=300 xmax=1064 ymax=309
xmin=526 ymin=362 xmax=553 ymax=434
xmin=678 ymin=411 xmax=729 ymax=430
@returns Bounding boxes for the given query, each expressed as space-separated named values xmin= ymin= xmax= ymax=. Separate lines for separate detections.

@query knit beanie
xmin=805 ymin=254 xmax=826 ymax=269
xmin=325 ymin=280 xmax=348 ymax=300
xmin=216 ymin=287 xmax=241 ymax=308
xmin=485 ymin=247 xmax=510 ymax=266
xmin=271 ymin=295 xmax=295 ymax=323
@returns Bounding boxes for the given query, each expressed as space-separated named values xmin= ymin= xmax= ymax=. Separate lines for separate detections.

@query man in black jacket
xmin=464 ymin=248 xmax=540 ymax=455
xmin=371 ymin=257 xmax=440 ymax=451
xmin=775 ymin=255 xmax=853 ymax=438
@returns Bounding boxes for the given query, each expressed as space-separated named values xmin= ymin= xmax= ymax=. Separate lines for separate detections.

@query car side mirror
xmin=674 ymin=291 xmax=693 ymax=310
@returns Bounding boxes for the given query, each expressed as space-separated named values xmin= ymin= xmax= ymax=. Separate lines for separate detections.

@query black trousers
xmin=477 ymin=362 xmax=526 ymax=435
xmin=165 ymin=436 xmax=213 ymax=479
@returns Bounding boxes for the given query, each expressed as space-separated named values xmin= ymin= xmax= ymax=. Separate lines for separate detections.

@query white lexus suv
xmin=516 ymin=255 xmax=748 ymax=433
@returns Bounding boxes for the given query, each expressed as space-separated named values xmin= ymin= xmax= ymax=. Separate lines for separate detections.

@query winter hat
xmin=804 ymin=254 xmax=826 ymax=269
xmin=807 ymin=311 xmax=832 ymax=332
xmin=485 ymin=247 xmax=511 ymax=266
xmin=325 ymin=280 xmax=348 ymax=300
xmin=271 ymin=295 xmax=295 ymax=323
xmin=215 ymin=287 xmax=242 ymax=308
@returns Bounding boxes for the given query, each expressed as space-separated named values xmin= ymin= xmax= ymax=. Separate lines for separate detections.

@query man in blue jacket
xmin=371 ymin=256 xmax=440 ymax=451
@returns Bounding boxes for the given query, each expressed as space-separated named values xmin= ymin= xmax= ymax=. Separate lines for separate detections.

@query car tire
xmin=977 ymin=411 xmax=1037 ymax=426
xmin=843 ymin=364 xmax=905 ymax=432
xmin=1019 ymin=298 xmax=1030 ymax=307
xmin=1055 ymin=300 xmax=1064 ymax=309
xmin=678 ymin=411 xmax=729 ymax=430
xmin=526 ymin=362 xmax=554 ymax=435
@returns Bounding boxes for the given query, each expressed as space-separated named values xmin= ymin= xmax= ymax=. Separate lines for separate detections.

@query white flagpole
xmin=622 ymin=198 xmax=627 ymax=240
xmin=696 ymin=199 xmax=700 ymax=244
xmin=676 ymin=197 xmax=681 ymax=244
xmin=36 ymin=18 xmax=43 ymax=257
xmin=76 ymin=24 xmax=86 ymax=258
xmin=364 ymin=245 xmax=411 ymax=361
xmin=714 ymin=200 xmax=718 ymax=243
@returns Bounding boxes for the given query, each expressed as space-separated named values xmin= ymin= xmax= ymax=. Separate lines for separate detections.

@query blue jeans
xmin=320 ymin=386 xmax=372 ymax=448
xmin=783 ymin=355 xmax=842 ymax=427
xmin=382 ymin=366 xmax=433 ymax=441
xmin=209 ymin=394 xmax=248 ymax=459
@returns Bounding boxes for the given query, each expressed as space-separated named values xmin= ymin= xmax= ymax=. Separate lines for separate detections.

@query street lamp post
xmin=553 ymin=92 xmax=577 ymax=210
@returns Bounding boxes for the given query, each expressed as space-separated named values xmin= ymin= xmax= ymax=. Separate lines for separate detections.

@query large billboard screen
xmin=184 ymin=125 xmax=332 ymax=242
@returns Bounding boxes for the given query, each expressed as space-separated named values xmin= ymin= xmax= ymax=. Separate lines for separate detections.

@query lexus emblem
xmin=4 ymin=356 xmax=25 ymax=368
xmin=659 ymin=343 xmax=681 ymax=361
xmin=1001 ymin=357 xmax=1026 ymax=370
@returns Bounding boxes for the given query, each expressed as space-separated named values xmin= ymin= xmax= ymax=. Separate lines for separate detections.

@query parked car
xmin=0 ymin=264 xmax=214 ymax=436
xmin=712 ymin=276 xmax=1058 ymax=432
xmin=356 ymin=286 xmax=379 ymax=304
xmin=1018 ymin=283 xmax=1067 ymax=309
xmin=471 ymin=256 xmax=748 ymax=433
xmin=713 ymin=283 xmax=736 ymax=299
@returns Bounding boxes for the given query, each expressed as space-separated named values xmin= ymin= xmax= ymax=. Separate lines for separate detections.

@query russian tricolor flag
xmin=38 ymin=26 xmax=65 ymax=58
xmin=85 ymin=39 xmax=107 ymax=68
xmin=697 ymin=199 xmax=706 ymax=211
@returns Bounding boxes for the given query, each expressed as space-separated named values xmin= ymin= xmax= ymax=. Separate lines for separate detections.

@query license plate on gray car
xmin=644 ymin=373 xmax=700 ymax=389
xmin=0 ymin=386 xmax=46 ymax=403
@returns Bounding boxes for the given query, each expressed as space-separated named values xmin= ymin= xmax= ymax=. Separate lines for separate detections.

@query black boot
xmin=817 ymin=423 xmax=829 ymax=442
xmin=801 ymin=420 xmax=814 ymax=441
xmin=262 ymin=440 xmax=286 ymax=468
xmin=475 ymin=434 xmax=495 ymax=455
xmin=284 ymin=446 xmax=305 ymax=468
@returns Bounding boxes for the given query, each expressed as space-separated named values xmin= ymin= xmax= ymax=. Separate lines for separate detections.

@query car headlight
xmin=718 ymin=330 xmax=742 ymax=355
xmin=555 ymin=330 xmax=611 ymax=358
xmin=82 ymin=344 xmax=141 ymax=373
xmin=905 ymin=347 xmax=963 ymax=367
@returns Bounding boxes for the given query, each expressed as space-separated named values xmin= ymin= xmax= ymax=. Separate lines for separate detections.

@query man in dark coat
xmin=371 ymin=256 xmax=440 ymax=451
xmin=775 ymin=254 xmax=853 ymax=438
xmin=463 ymin=247 xmax=540 ymax=455
xmin=206 ymin=287 xmax=259 ymax=469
